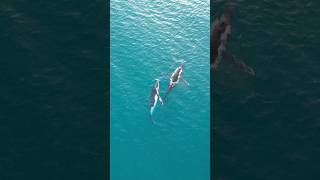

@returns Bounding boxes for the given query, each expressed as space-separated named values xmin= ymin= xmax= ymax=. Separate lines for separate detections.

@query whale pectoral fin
xmin=159 ymin=96 xmax=164 ymax=105
xmin=157 ymin=93 xmax=164 ymax=105
xmin=181 ymin=78 xmax=190 ymax=86
xmin=222 ymin=51 xmax=255 ymax=76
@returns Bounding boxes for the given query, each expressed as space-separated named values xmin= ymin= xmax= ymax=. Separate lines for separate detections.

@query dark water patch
xmin=0 ymin=1 xmax=108 ymax=179
xmin=213 ymin=0 xmax=320 ymax=179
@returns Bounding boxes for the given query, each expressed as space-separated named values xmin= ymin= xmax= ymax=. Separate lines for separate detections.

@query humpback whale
xmin=211 ymin=6 xmax=255 ymax=76
xmin=148 ymin=79 xmax=163 ymax=123
xmin=163 ymin=64 xmax=188 ymax=100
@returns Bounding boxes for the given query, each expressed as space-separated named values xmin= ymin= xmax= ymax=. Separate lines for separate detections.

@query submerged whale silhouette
xmin=211 ymin=6 xmax=255 ymax=76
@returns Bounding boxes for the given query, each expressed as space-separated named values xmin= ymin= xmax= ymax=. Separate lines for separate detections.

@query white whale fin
xmin=223 ymin=51 xmax=255 ymax=76
xmin=181 ymin=78 xmax=190 ymax=86
xmin=157 ymin=93 xmax=164 ymax=105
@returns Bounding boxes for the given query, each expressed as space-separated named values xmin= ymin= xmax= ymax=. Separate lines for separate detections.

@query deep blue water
xmin=213 ymin=0 xmax=320 ymax=179
xmin=111 ymin=0 xmax=210 ymax=179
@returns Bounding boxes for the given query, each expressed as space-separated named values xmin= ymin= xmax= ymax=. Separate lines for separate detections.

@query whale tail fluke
xmin=223 ymin=51 xmax=255 ymax=76
xmin=149 ymin=114 xmax=163 ymax=126
xmin=148 ymin=109 xmax=157 ymax=124
xmin=149 ymin=114 xmax=155 ymax=124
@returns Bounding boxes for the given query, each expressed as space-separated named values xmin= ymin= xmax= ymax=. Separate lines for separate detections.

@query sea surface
xmin=0 ymin=1 xmax=107 ymax=179
xmin=110 ymin=0 xmax=210 ymax=180
xmin=213 ymin=0 xmax=320 ymax=179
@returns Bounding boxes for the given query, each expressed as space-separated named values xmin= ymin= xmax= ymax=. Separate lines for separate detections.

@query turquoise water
xmin=111 ymin=0 xmax=210 ymax=179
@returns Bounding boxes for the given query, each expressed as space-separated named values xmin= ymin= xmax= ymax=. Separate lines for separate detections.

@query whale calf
xmin=211 ymin=6 xmax=255 ymax=76
xmin=148 ymin=79 xmax=163 ymax=123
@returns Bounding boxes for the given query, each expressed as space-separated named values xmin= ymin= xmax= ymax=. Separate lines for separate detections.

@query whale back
xmin=149 ymin=80 xmax=159 ymax=107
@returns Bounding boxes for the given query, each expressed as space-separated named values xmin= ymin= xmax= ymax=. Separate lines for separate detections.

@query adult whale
xmin=163 ymin=64 xmax=188 ymax=100
xmin=211 ymin=6 xmax=255 ymax=76
xmin=148 ymin=79 xmax=163 ymax=123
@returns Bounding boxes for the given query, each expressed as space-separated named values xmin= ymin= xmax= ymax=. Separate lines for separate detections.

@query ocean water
xmin=0 ymin=1 xmax=107 ymax=179
xmin=213 ymin=0 xmax=320 ymax=179
xmin=110 ymin=0 xmax=210 ymax=180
